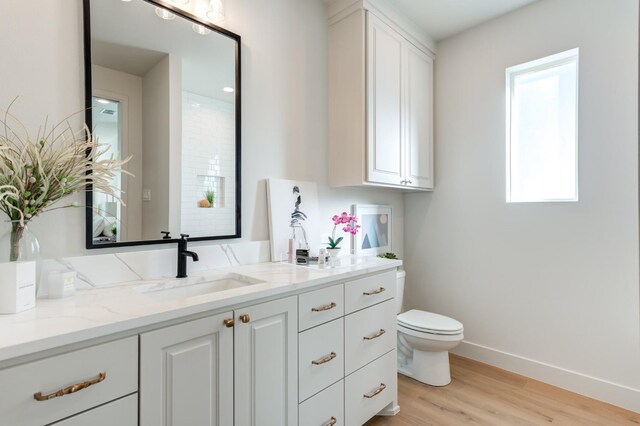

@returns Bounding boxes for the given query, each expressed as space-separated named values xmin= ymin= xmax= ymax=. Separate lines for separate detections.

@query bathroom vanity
xmin=0 ymin=257 xmax=401 ymax=426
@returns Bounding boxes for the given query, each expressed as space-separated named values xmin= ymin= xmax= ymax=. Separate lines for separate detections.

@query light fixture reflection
xmin=192 ymin=23 xmax=211 ymax=35
xmin=155 ymin=7 xmax=176 ymax=20
xmin=206 ymin=0 xmax=225 ymax=23
xmin=96 ymin=98 xmax=111 ymax=104
xmin=222 ymin=87 xmax=234 ymax=93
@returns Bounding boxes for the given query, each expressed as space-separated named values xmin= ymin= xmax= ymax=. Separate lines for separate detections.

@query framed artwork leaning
xmin=352 ymin=204 xmax=392 ymax=256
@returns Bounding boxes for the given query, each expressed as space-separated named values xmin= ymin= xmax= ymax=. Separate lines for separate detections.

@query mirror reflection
xmin=87 ymin=0 xmax=240 ymax=247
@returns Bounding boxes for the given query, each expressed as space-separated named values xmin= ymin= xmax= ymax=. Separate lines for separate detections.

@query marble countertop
xmin=0 ymin=256 xmax=401 ymax=363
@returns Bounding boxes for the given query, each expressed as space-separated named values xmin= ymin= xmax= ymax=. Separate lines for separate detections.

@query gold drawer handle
xmin=312 ymin=352 xmax=337 ymax=366
xmin=239 ymin=314 xmax=250 ymax=323
xmin=223 ymin=318 xmax=235 ymax=328
xmin=363 ymin=383 xmax=386 ymax=399
xmin=34 ymin=371 xmax=106 ymax=401
xmin=312 ymin=302 xmax=337 ymax=312
xmin=325 ymin=416 xmax=337 ymax=426
xmin=363 ymin=287 xmax=385 ymax=296
xmin=363 ymin=329 xmax=386 ymax=340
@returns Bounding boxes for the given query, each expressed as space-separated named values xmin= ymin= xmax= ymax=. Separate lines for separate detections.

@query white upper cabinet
xmin=405 ymin=42 xmax=434 ymax=189
xmin=367 ymin=14 xmax=405 ymax=186
xmin=329 ymin=1 xmax=435 ymax=191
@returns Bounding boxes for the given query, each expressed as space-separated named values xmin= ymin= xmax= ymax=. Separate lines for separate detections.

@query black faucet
xmin=177 ymin=234 xmax=199 ymax=278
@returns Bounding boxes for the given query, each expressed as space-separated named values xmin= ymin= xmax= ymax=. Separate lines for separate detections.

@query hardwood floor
xmin=365 ymin=354 xmax=640 ymax=426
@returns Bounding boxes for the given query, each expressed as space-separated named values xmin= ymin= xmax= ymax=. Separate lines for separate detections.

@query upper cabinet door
xmin=405 ymin=43 xmax=434 ymax=189
xmin=234 ymin=296 xmax=298 ymax=426
xmin=367 ymin=14 xmax=405 ymax=186
xmin=139 ymin=313 xmax=234 ymax=426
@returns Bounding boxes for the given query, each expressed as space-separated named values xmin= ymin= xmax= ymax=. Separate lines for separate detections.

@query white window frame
xmin=505 ymin=48 xmax=580 ymax=203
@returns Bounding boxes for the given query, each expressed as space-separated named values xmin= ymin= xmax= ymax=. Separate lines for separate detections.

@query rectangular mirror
xmin=83 ymin=0 xmax=241 ymax=248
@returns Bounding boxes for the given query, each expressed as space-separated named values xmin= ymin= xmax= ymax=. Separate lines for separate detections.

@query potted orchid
xmin=326 ymin=212 xmax=360 ymax=257
xmin=0 ymin=105 xmax=130 ymax=311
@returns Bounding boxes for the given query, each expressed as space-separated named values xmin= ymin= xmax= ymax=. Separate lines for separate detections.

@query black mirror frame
xmin=83 ymin=0 xmax=242 ymax=249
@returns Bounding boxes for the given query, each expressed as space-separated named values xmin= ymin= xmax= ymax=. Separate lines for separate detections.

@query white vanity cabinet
xmin=139 ymin=312 xmax=234 ymax=426
xmin=297 ymin=271 xmax=398 ymax=426
xmin=140 ymin=296 xmax=298 ymax=426
xmin=329 ymin=3 xmax=434 ymax=190
xmin=234 ymin=296 xmax=298 ymax=426
xmin=0 ymin=336 xmax=138 ymax=426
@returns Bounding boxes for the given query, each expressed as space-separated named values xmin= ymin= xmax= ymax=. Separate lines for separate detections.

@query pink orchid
xmin=327 ymin=212 xmax=361 ymax=249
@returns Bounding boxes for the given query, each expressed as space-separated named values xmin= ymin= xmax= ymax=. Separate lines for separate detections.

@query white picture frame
xmin=352 ymin=204 xmax=392 ymax=256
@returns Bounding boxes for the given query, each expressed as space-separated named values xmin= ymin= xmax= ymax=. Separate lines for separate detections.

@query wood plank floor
xmin=365 ymin=354 xmax=640 ymax=426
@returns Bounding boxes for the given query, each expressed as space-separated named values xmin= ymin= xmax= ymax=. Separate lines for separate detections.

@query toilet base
xmin=398 ymin=350 xmax=452 ymax=387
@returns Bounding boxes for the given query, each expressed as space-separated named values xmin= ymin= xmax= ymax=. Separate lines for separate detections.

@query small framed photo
xmin=352 ymin=204 xmax=392 ymax=256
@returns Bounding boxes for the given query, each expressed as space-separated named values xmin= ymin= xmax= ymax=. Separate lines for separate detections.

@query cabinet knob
xmin=326 ymin=417 xmax=337 ymax=426
xmin=239 ymin=314 xmax=250 ymax=323
xmin=223 ymin=318 xmax=235 ymax=328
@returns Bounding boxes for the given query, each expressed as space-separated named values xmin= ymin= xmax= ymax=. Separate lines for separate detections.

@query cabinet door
xmin=140 ymin=313 xmax=234 ymax=426
xmin=234 ymin=296 xmax=298 ymax=426
xmin=367 ymin=13 xmax=405 ymax=186
xmin=405 ymin=43 xmax=434 ymax=189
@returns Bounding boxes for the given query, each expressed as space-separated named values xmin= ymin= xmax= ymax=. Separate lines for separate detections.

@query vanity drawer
xmin=50 ymin=394 xmax=137 ymax=426
xmin=345 ymin=299 xmax=396 ymax=375
xmin=299 ymin=318 xmax=344 ymax=402
xmin=344 ymin=270 xmax=396 ymax=314
xmin=0 ymin=336 xmax=138 ymax=426
xmin=299 ymin=380 xmax=344 ymax=426
xmin=345 ymin=350 xmax=397 ymax=426
xmin=299 ymin=283 xmax=344 ymax=331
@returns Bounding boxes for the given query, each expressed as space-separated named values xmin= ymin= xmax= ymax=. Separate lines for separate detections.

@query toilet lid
xmin=397 ymin=310 xmax=463 ymax=335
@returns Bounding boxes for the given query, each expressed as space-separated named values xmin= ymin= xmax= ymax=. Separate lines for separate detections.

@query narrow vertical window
xmin=506 ymin=48 xmax=579 ymax=203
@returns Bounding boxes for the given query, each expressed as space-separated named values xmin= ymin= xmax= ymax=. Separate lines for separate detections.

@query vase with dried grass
xmin=0 ymin=103 xmax=131 ymax=307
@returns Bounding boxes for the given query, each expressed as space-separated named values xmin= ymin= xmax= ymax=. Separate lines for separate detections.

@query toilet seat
xmin=397 ymin=310 xmax=463 ymax=335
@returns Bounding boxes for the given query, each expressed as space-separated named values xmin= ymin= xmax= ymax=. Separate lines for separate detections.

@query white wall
xmin=404 ymin=0 xmax=640 ymax=411
xmin=142 ymin=55 xmax=173 ymax=240
xmin=0 ymin=0 xmax=404 ymax=258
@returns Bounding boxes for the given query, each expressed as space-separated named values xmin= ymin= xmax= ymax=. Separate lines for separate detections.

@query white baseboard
xmin=452 ymin=340 xmax=640 ymax=414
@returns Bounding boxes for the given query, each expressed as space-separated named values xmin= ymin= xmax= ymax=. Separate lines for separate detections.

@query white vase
xmin=326 ymin=248 xmax=342 ymax=258
xmin=0 ymin=261 xmax=36 ymax=314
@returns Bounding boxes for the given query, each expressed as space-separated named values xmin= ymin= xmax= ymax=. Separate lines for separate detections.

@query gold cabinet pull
xmin=312 ymin=352 xmax=337 ymax=366
xmin=363 ymin=329 xmax=386 ymax=340
xmin=363 ymin=287 xmax=385 ymax=296
xmin=223 ymin=318 xmax=235 ymax=328
xmin=239 ymin=314 xmax=250 ymax=323
xmin=363 ymin=383 xmax=386 ymax=399
xmin=312 ymin=302 xmax=337 ymax=312
xmin=34 ymin=371 xmax=106 ymax=401
xmin=325 ymin=417 xmax=337 ymax=426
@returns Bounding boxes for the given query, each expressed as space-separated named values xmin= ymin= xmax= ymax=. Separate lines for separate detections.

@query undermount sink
xmin=135 ymin=273 xmax=265 ymax=302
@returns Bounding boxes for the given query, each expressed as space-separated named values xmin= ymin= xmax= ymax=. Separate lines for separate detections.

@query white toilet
xmin=396 ymin=270 xmax=464 ymax=386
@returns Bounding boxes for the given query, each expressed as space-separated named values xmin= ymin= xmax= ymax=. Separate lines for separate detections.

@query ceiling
xmin=392 ymin=0 xmax=539 ymax=41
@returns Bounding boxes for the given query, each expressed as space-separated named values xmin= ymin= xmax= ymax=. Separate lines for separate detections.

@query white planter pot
xmin=326 ymin=248 xmax=342 ymax=258
xmin=0 ymin=261 xmax=36 ymax=314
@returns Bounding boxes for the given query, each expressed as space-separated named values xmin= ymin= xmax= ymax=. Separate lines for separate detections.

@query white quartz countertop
xmin=0 ymin=257 xmax=401 ymax=363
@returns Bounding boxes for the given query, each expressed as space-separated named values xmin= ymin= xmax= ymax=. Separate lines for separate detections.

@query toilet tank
xmin=396 ymin=269 xmax=405 ymax=314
